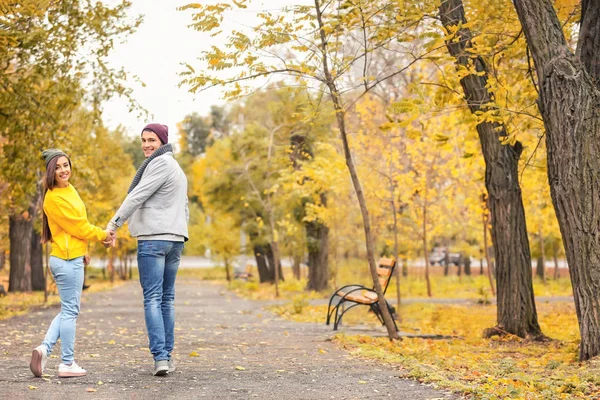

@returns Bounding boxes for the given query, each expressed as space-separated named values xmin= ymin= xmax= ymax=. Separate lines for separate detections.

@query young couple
xmin=30 ymin=123 xmax=189 ymax=378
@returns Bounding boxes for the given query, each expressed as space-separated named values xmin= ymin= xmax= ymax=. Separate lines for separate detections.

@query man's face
xmin=141 ymin=130 xmax=161 ymax=158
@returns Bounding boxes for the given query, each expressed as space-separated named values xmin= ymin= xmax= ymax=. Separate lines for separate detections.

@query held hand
xmin=83 ymin=255 xmax=90 ymax=266
xmin=103 ymin=230 xmax=116 ymax=248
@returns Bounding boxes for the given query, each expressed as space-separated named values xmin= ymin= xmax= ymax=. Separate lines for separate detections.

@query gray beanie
xmin=42 ymin=149 xmax=68 ymax=168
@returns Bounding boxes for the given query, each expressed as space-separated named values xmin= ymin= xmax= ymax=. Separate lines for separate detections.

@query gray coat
xmin=108 ymin=152 xmax=189 ymax=240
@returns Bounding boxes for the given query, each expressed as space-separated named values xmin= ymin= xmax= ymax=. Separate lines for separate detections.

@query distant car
xmin=428 ymin=249 xmax=461 ymax=266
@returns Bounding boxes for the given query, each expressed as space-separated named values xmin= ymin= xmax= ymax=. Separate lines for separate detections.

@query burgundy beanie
xmin=142 ymin=123 xmax=168 ymax=144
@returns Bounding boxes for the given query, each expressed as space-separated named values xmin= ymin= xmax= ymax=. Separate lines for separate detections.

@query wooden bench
xmin=326 ymin=257 xmax=397 ymax=331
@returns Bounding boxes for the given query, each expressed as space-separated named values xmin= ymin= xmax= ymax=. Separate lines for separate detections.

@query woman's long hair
xmin=41 ymin=155 xmax=71 ymax=243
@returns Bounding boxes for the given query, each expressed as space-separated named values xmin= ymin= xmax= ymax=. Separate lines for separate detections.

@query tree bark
xmin=8 ymin=212 xmax=33 ymax=292
xmin=0 ymin=249 xmax=6 ymax=272
xmin=553 ymin=241 xmax=560 ymax=280
xmin=289 ymin=135 xmax=330 ymax=292
xmin=423 ymin=204 xmax=432 ymax=298
xmin=315 ymin=0 xmax=398 ymax=339
xmin=464 ymin=254 xmax=471 ymax=276
xmin=30 ymin=229 xmax=45 ymax=291
xmin=292 ymin=254 xmax=301 ymax=280
xmin=253 ymin=244 xmax=274 ymax=283
xmin=537 ymin=228 xmax=546 ymax=283
xmin=483 ymin=197 xmax=495 ymax=296
xmin=440 ymin=0 xmax=543 ymax=339
xmin=512 ymin=0 xmax=600 ymax=360
xmin=305 ymin=216 xmax=329 ymax=291
xmin=265 ymin=243 xmax=284 ymax=283
xmin=390 ymin=188 xmax=401 ymax=307
xmin=443 ymin=248 xmax=449 ymax=276
xmin=224 ymin=257 xmax=231 ymax=283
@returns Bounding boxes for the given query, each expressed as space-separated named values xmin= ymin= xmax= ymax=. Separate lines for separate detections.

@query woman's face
xmin=141 ymin=130 xmax=161 ymax=158
xmin=54 ymin=156 xmax=71 ymax=188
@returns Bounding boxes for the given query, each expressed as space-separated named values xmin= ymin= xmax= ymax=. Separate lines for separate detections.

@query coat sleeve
xmin=108 ymin=157 xmax=169 ymax=231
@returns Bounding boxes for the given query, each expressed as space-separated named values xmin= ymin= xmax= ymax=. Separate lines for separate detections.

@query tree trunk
xmin=483 ymin=199 xmax=495 ymax=298
xmin=391 ymin=193 xmax=401 ymax=308
xmin=537 ymin=227 xmax=546 ymax=283
xmin=31 ymin=229 xmax=45 ymax=291
xmin=464 ymin=254 xmax=471 ymax=276
xmin=479 ymin=249 xmax=484 ymax=276
xmin=305 ymin=215 xmax=329 ymax=291
xmin=289 ymin=135 xmax=330 ymax=292
xmin=423 ymin=204 xmax=432 ymax=298
xmin=553 ymin=241 xmax=560 ymax=280
xmin=292 ymin=254 xmax=301 ymax=280
xmin=224 ymin=257 xmax=231 ymax=283
xmin=0 ymin=250 xmax=6 ymax=271
xmin=266 ymin=243 xmax=284 ymax=283
xmin=107 ymin=249 xmax=115 ymax=283
xmin=440 ymin=0 xmax=543 ymax=339
xmin=44 ymin=244 xmax=49 ymax=303
xmin=315 ymin=0 xmax=398 ymax=339
xmin=253 ymin=244 xmax=274 ymax=283
xmin=512 ymin=0 xmax=600 ymax=359
xmin=8 ymin=212 xmax=33 ymax=292
xmin=443 ymin=249 xmax=449 ymax=276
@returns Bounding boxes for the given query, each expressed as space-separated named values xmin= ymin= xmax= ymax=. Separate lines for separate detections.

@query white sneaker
xmin=30 ymin=345 xmax=48 ymax=377
xmin=58 ymin=361 xmax=87 ymax=378
xmin=168 ymin=359 xmax=176 ymax=373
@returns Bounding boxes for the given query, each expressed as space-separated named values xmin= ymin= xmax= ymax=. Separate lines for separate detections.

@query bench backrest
xmin=375 ymin=257 xmax=396 ymax=294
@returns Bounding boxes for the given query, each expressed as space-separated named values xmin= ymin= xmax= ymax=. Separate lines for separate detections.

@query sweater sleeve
xmin=46 ymin=197 xmax=107 ymax=242
xmin=108 ymin=157 xmax=169 ymax=231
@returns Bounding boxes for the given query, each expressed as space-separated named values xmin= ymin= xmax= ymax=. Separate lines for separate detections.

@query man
xmin=108 ymin=123 xmax=189 ymax=376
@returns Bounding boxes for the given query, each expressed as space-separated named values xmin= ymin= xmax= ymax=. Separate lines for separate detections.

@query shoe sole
xmin=30 ymin=349 xmax=42 ymax=377
xmin=58 ymin=371 xmax=87 ymax=378
xmin=154 ymin=368 xmax=168 ymax=376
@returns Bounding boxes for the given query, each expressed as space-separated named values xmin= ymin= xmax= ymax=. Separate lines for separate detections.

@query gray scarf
xmin=127 ymin=144 xmax=173 ymax=193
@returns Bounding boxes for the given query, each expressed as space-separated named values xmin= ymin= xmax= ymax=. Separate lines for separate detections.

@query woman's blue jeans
xmin=137 ymin=240 xmax=184 ymax=361
xmin=42 ymin=256 xmax=84 ymax=364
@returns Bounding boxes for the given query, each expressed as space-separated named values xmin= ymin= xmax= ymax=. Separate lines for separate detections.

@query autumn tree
xmin=179 ymin=0 xmax=447 ymax=338
xmin=438 ymin=0 xmax=544 ymax=339
xmin=0 ymin=1 xmax=140 ymax=291
xmin=511 ymin=0 xmax=600 ymax=360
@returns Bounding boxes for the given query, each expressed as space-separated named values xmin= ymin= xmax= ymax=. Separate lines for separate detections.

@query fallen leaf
xmin=28 ymin=385 xmax=38 ymax=390
xmin=189 ymin=351 xmax=200 ymax=357
xmin=235 ymin=366 xmax=246 ymax=371
xmin=86 ymin=388 xmax=97 ymax=392
xmin=107 ymin=340 xmax=116 ymax=345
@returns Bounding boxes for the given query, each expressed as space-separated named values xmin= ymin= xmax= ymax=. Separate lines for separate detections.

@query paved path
xmin=0 ymin=280 xmax=458 ymax=399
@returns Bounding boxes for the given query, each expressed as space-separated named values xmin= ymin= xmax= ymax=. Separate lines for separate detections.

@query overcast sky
xmin=102 ymin=0 xmax=309 ymax=143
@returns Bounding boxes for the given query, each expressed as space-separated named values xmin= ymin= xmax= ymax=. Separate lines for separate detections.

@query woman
xmin=107 ymin=123 xmax=188 ymax=376
xmin=30 ymin=149 xmax=113 ymax=378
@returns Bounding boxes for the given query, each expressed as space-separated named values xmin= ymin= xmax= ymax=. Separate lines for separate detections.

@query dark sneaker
xmin=153 ymin=360 xmax=168 ymax=376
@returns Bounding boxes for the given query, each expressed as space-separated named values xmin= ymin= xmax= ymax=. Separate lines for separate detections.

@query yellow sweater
xmin=43 ymin=184 xmax=106 ymax=260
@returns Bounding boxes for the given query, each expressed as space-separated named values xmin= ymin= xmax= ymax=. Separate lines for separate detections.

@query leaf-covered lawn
xmin=270 ymin=299 xmax=599 ymax=399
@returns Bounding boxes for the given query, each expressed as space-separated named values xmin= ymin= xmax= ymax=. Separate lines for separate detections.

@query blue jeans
xmin=42 ymin=256 xmax=84 ymax=364
xmin=137 ymin=240 xmax=184 ymax=361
